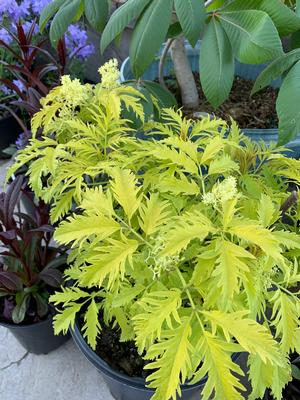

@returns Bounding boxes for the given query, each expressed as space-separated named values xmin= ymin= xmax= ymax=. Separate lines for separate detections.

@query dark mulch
xmin=165 ymin=73 xmax=279 ymax=129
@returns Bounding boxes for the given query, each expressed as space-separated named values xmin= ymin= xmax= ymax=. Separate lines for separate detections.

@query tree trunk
xmin=170 ymin=36 xmax=199 ymax=111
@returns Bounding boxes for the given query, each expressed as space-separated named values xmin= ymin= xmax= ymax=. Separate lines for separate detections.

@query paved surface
xmin=0 ymin=159 xmax=114 ymax=400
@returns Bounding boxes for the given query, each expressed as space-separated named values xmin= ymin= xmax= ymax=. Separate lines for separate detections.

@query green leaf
xmin=138 ymin=193 xmax=171 ymax=236
xmin=50 ymin=189 xmax=75 ymax=223
xmin=50 ymin=0 xmax=83 ymax=46
xmin=129 ymin=0 xmax=173 ymax=77
xmin=112 ymin=284 xmax=145 ymax=308
xmin=110 ymin=167 xmax=141 ymax=220
xmin=54 ymin=214 xmax=120 ymax=247
xmin=133 ymin=290 xmax=182 ymax=352
xmin=84 ymin=0 xmax=108 ymax=32
xmin=174 ymin=0 xmax=205 ymax=46
xmin=224 ymin=0 xmax=300 ymax=36
xmin=144 ymin=317 xmax=193 ymax=400
xmin=82 ymin=299 xmax=101 ymax=349
xmin=208 ymin=154 xmax=239 ymax=175
xmin=219 ymin=10 xmax=283 ymax=64
xmin=277 ymin=60 xmax=300 ymax=145
xmin=257 ymin=194 xmax=276 ymax=227
xmin=200 ymin=17 xmax=234 ymax=108
xmin=252 ymin=49 xmax=300 ymax=94
xmin=53 ymin=302 xmax=82 ymax=334
xmin=50 ymin=287 xmax=90 ymax=305
xmin=39 ymin=0 xmax=66 ymax=32
xmin=12 ymin=293 xmax=29 ymax=324
xmin=142 ymin=81 xmax=177 ymax=108
xmin=101 ymin=0 xmax=151 ymax=53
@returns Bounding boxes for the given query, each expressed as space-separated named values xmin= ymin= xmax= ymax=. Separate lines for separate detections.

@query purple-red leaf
xmin=0 ymin=271 xmax=23 ymax=292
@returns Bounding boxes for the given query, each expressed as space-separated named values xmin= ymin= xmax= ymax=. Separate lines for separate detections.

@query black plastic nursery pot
xmin=0 ymin=115 xmax=22 ymax=158
xmin=71 ymin=319 xmax=237 ymax=400
xmin=0 ymin=316 xmax=70 ymax=355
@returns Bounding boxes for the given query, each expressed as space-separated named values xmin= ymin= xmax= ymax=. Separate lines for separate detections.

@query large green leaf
xmin=219 ymin=10 xmax=283 ymax=64
xmin=39 ymin=0 xmax=67 ymax=32
xmin=49 ymin=0 xmax=83 ymax=46
xmin=277 ymin=60 xmax=300 ymax=145
xmin=129 ymin=0 xmax=173 ymax=78
xmin=101 ymin=0 xmax=151 ymax=53
xmin=142 ymin=81 xmax=177 ymax=108
xmin=252 ymin=49 xmax=300 ymax=94
xmin=224 ymin=0 xmax=300 ymax=36
xmin=174 ymin=0 xmax=205 ymax=46
xmin=200 ymin=17 xmax=234 ymax=108
xmin=84 ymin=0 xmax=108 ymax=32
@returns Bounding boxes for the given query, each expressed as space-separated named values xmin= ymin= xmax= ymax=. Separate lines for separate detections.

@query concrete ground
xmin=0 ymin=160 xmax=114 ymax=400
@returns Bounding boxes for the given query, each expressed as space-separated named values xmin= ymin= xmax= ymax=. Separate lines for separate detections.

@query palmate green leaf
xmin=161 ymin=211 xmax=215 ymax=256
xmin=277 ymin=60 xmax=300 ymax=145
xmin=54 ymin=214 xmax=120 ymax=247
xmin=248 ymin=353 xmax=291 ymax=400
xmin=213 ymin=239 xmax=253 ymax=305
xmin=84 ymin=0 xmax=108 ymax=32
xmin=82 ymin=299 xmax=101 ymax=350
xmin=252 ymin=49 xmax=300 ymax=95
xmin=174 ymin=0 xmax=205 ymax=46
xmin=144 ymin=317 xmax=193 ymax=400
xmin=192 ymin=331 xmax=245 ymax=400
xmin=229 ymin=218 xmax=282 ymax=259
xmin=79 ymin=237 xmax=139 ymax=289
xmin=203 ymin=311 xmax=282 ymax=364
xmin=129 ymin=0 xmax=173 ymax=77
xmin=101 ymin=0 xmax=151 ymax=53
xmin=270 ymin=290 xmax=300 ymax=353
xmin=133 ymin=290 xmax=182 ymax=352
xmin=138 ymin=193 xmax=171 ymax=236
xmin=224 ymin=0 xmax=300 ymax=36
xmin=219 ymin=10 xmax=283 ymax=64
xmin=110 ymin=167 xmax=141 ymax=220
xmin=53 ymin=302 xmax=82 ymax=335
xmin=200 ymin=17 xmax=234 ymax=108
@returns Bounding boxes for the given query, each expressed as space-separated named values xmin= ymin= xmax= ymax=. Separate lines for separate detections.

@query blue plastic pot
xmin=120 ymin=43 xmax=300 ymax=158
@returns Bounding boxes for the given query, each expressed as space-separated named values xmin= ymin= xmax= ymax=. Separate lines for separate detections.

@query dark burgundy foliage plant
xmin=0 ymin=176 xmax=67 ymax=324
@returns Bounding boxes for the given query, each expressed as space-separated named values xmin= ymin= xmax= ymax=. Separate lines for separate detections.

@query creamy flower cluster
xmin=59 ymin=75 xmax=89 ymax=108
xmin=203 ymin=176 xmax=237 ymax=207
xmin=98 ymin=59 xmax=120 ymax=90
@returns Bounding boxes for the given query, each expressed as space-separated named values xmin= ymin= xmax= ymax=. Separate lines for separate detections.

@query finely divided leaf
xmin=82 ymin=299 xmax=101 ymax=349
xmin=138 ymin=194 xmax=171 ymax=236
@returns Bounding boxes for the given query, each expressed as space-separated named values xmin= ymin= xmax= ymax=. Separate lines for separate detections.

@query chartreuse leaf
xmin=277 ymin=60 xmax=300 ymax=145
xmin=133 ymin=290 xmax=182 ymax=352
xmin=257 ymin=194 xmax=277 ymax=228
xmin=82 ymin=299 xmax=101 ymax=349
xmin=200 ymin=17 xmax=234 ymax=108
xmin=50 ymin=0 xmax=83 ymax=46
xmin=200 ymin=135 xmax=225 ymax=165
xmin=50 ymin=189 xmax=75 ymax=223
xmin=129 ymin=0 xmax=173 ymax=77
xmin=110 ymin=167 xmax=141 ymax=220
xmin=80 ymin=187 xmax=114 ymax=217
xmin=174 ymin=0 xmax=205 ymax=46
xmin=53 ymin=302 xmax=82 ymax=335
xmin=272 ymin=230 xmax=300 ymax=250
xmin=50 ymin=287 xmax=90 ymax=305
xmin=208 ymin=154 xmax=239 ymax=175
xmin=112 ymin=284 xmax=145 ymax=308
xmin=79 ymin=237 xmax=138 ymax=289
xmin=229 ymin=218 xmax=282 ymax=259
xmin=252 ymin=49 xmax=300 ymax=95
xmin=219 ymin=10 xmax=283 ymax=64
xmin=213 ymin=239 xmax=253 ymax=306
xmin=270 ymin=290 xmax=300 ymax=353
xmin=203 ymin=311 xmax=283 ymax=364
xmin=192 ymin=331 xmax=245 ymax=400
xmin=144 ymin=317 xmax=193 ymax=400
xmin=84 ymin=0 xmax=108 ymax=32
xmin=101 ymin=0 xmax=151 ymax=53
xmin=155 ymin=173 xmax=199 ymax=196
xmin=161 ymin=211 xmax=215 ymax=256
xmin=138 ymin=194 xmax=171 ymax=236
xmin=54 ymin=214 xmax=120 ymax=247
xmin=223 ymin=0 xmax=300 ymax=36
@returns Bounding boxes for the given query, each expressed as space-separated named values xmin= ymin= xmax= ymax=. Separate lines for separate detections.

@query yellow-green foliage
xmin=49 ymin=113 xmax=300 ymax=400
xmin=10 ymin=63 xmax=300 ymax=399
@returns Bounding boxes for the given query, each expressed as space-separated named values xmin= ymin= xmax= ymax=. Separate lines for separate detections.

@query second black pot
xmin=0 ymin=115 xmax=22 ymax=158
xmin=72 ymin=320 xmax=208 ymax=400
xmin=0 ymin=316 xmax=70 ymax=355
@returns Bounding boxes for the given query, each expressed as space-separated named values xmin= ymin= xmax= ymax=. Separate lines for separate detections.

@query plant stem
xmin=158 ymin=38 xmax=174 ymax=90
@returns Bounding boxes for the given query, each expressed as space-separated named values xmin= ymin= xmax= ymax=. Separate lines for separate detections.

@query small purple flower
xmin=31 ymin=0 xmax=52 ymax=14
xmin=0 ymin=84 xmax=13 ymax=96
xmin=15 ymin=131 xmax=29 ymax=149
xmin=0 ymin=0 xmax=31 ymax=23
xmin=12 ymin=79 xmax=26 ymax=93
xmin=66 ymin=24 xmax=95 ymax=60
xmin=0 ymin=28 xmax=12 ymax=44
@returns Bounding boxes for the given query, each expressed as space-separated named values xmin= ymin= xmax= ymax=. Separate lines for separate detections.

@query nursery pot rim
xmin=71 ymin=317 xmax=239 ymax=390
